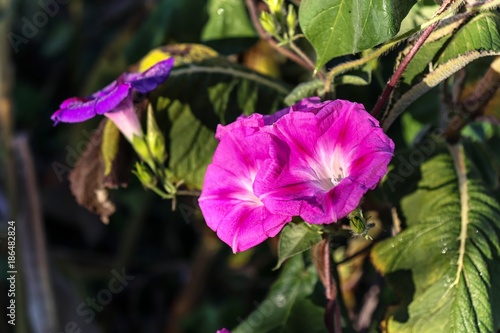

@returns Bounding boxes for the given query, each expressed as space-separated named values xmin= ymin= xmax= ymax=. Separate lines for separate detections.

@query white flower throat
xmin=310 ymin=146 xmax=347 ymax=191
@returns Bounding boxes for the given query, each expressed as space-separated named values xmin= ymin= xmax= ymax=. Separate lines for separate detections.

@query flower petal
xmin=199 ymin=128 xmax=291 ymax=252
xmin=125 ymin=58 xmax=175 ymax=93
xmin=94 ymin=83 xmax=131 ymax=115
xmin=262 ymin=97 xmax=324 ymax=125
xmin=271 ymin=110 xmax=321 ymax=163
xmin=51 ymin=98 xmax=97 ymax=124
xmin=216 ymin=329 xmax=231 ymax=333
xmin=90 ymin=80 xmax=120 ymax=99
xmin=104 ymin=94 xmax=143 ymax=141
xmin=60 ymin=96 xmax=89 ymax=108
xmin=215 ymin=113 xmax=265 ymax=140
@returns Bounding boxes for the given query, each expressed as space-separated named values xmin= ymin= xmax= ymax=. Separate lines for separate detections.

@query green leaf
xmin=385 ymin=12 xmax=500 ymax=130
xmin=399 ymin=0 xmax=438 ymax=34
xmin=335 ymin=69 xmax=371 ymax=86
xmin=372 ymin=144 xmax=500 ymax=333
xmin=402 ymin=11 xmax=500 ymax=87
xmin=201 ymin=0 xmax=257 ymax=41
xmin=437 ymin=12 xmax=500 ymax=65
xmin=299 ymin=0 xmax=416 ymax=70
xmin=400 ymin=13 xmax=471 ymax=86
xmin=462 ymin=122 xmax=500 ymax=192
xmin=232 ymin=255 xmax=326 ymax=333
xmin=275 ymin=222 xmax=323 ymax=269
xmin=152 ymin=57 xmax=289 ymax=189
xmin=201 ymin=0 xmax=258 ymax=54
xmin=335 ymin=54 xmax=377 ymax=87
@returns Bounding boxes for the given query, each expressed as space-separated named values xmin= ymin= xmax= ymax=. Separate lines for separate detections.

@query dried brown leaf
xmin=69 ymin=119 xmax=133 ymax=223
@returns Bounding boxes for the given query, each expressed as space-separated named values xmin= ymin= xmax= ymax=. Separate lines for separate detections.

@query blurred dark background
xmin=0 ymin=1 xmax=289 ymax=332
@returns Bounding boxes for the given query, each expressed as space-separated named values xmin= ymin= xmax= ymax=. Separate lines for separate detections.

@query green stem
xmin=148 ymin=184 xmax=172 ymax=199
xmin=176 ymin=190 xmax=201 ymax=196
xmin=289 ymin=42 xmax=326 ymax=80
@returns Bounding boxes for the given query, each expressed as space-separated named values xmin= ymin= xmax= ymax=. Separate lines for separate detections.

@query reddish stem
xmin=371 ymin=21 xmax=439 ymax=118
xmin=244 ymin=0 xmax=326 ymax=80
xmin=323 ymin=236 xmax=341 ymax=333
xmin=372 ymin=0 xmax=458 ymax=118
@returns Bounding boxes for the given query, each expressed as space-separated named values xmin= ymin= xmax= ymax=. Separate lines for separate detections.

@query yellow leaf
xmin=138 ymin=43 xmax=219 ymax=72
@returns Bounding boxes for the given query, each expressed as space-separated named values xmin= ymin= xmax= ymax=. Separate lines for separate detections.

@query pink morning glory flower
xmin=216 ymin=329 xmax=231 ymax=333
xmin=199 ymin=98 xmax=394 ymax=252
xmin=261 ymin=99 xmax=395 ymax=224
xmin=198 ymin=122 xmax=292 ymax=253
xmin=51 ymin=58 xmax=174 ymax=141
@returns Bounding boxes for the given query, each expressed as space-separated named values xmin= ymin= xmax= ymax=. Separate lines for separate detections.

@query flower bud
xmin=133 ymin=162 xmax=156 ymax=188
xmin=260 ymin=11 xmax=277 ymax=37
xmin=286 ymin=5 xmax=297 ymax=38
xmin=132 ymin=135 xmax=152 ymax=164
xmin=146 ymin=104 xmax=166 ymax=163
xmin=263 ymin=0 xmax=284 ymax=15
xmin=348 ymin=208 xmax=374 ymax=240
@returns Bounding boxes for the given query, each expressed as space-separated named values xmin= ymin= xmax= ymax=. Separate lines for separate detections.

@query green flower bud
xmin=260 ymin=11 xmax=277 ymax=36
xmin=132 ymin=135 xmax=150 ymax=162
xmin=348 ymin=208 xmax=374 ymax=240
xmin=286 ymin=4 xmax=297 ymax=38
xmin=133 ymin=162 xmax=156 ymax=188
xmin=263 ymin=0 xmax=284 ymax=15
xmin=146 ymin=104 xmax=166 ymax=163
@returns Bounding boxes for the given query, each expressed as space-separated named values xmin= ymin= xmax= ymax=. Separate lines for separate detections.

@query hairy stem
xmin=324 ymin=0 xmax=466 ymax=93
xmin=371 ymin=0 xmax=462 ymax=118
xmin=371 ymin=21 xmax=439 ymax=118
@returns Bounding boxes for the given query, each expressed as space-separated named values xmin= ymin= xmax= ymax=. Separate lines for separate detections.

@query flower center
xmin=330 ymin=167 xmax=345 ymax=186
xmin=310 ymin=146 xmax=347 ymax=192
xmin=233 ymin=169 xmax=264 ymax=206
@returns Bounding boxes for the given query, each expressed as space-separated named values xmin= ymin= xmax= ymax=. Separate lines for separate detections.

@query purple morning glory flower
xmin=260 ymin=99 xmax=395 ymax=223
xmin=198 ymin=122 xmax=292 ymax=253
xmin=51 ymin=58 xmax=174 ymax=141
xmin=216 ymin=329 xmax=231 ymax=333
